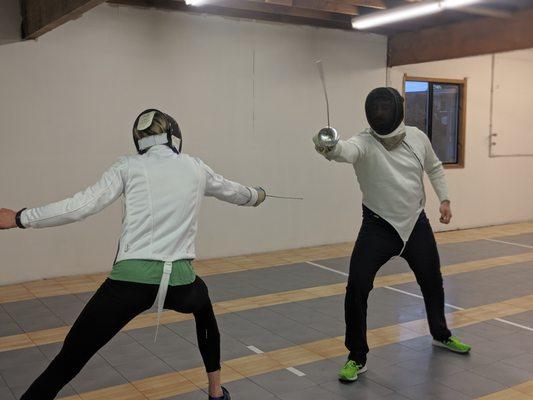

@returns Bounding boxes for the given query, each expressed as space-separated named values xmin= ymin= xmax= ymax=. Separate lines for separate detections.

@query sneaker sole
xmin=338 ymin=365 xmax=367 ymax=383
xmin=432 ymin=340 xmax=471 ymax=353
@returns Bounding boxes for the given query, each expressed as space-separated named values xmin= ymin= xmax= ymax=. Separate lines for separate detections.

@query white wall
xmin=491 ymin=50 xmax=533 ymax=156
xmin=389 ymin=50 xmax=533 ymax=234
xmin=0 ymin=4 xmax=386 ymax=284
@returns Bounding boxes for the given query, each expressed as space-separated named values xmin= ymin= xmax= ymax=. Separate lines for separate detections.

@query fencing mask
xmin=132 ymin=109 xmax=182 ymax=154
xmin=365 ymin=87 xmax=404 ymax=136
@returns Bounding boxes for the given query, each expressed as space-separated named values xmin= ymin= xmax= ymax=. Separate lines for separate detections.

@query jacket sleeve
xmin=20 ymin=157 xmax=128 ymax=228
xmin=197 ymin=159 xmax=258 ymax=206
xmin=323 ymin=136 xmax=364 ymax=164
xmin=421 ymin=133 xmax=450 ymax=203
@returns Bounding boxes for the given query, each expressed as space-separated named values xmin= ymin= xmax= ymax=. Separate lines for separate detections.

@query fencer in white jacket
xmin=314 ymin=88 xmax=471 ymax=384
xmin=18 ymin=146 xmax=261 ymax=261
xmin=0 ymin=109 xmax=263 ymax=400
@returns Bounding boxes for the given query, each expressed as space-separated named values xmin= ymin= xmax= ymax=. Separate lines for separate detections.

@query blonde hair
xmin=133 ymin=110 xmax=171 ymax=141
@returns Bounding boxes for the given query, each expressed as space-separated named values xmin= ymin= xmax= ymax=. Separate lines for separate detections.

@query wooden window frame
xmin=402 ymin=74 xmax=467 ymax=169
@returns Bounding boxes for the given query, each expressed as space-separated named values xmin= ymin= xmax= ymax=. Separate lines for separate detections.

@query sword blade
xmin=266 ymin=195 xmax=304 ymax=200
xmin=316 ymin=60 xmax=330 ymax=127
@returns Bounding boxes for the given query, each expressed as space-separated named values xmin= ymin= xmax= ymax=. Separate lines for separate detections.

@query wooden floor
xmin=1 ymin=221 xmax=533 ymax=400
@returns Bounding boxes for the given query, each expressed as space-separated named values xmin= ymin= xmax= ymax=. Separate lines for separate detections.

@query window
xmin=403 ymin=76 xmax=467 ymax=168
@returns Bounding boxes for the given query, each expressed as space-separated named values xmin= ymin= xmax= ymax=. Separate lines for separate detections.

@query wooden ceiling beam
xmin=262 ymin=0 xmax=387 ymax=6
xmin=14 ymin=0 xmax=386 ymax=40
xmin=336 ymin=0 xmax=386 ymax=8
xmin=108 ymin=0 xmax=353 ymax=28
xmin=257 ymin=0 xmax=360 ymax=15
xmin=456 ymin=5 xmax=513 ymax=18
xmin=388 ymin=7 xmax=533 ymax=66
xmin=21 ymin=0 xmax=106 ymax=39
xmin=191 ymin=0 xmax=352 ymax=20
xmin=265 ymin=0 xmax=293 ymax=5
xmin=295 ymin=0 xmax=359 ymax=15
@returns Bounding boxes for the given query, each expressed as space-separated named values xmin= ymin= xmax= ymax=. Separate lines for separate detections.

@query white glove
xmin=254 ymin=187 xmax=266 ymax=207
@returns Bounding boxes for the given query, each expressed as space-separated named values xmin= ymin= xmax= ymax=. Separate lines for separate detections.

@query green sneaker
xmin=433 ymin=336 xmax=471 ymax=353
xmin=338 ymin=360 xmax=367 ymax=382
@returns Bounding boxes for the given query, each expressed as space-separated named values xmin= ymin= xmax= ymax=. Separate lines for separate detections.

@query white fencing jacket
xmin=20 ymin=145 xmax=258 ymax=333
xmin=323 ymin=123 xmax=449 ymax=244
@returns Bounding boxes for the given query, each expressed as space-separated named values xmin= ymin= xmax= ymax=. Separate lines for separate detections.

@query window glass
xmin=432 ymin=84 xmax=459 ymax=164
xmin=405 ymin=81 xmax=429 ymax=134
xmin=404 ymin=80 xmax=461 ymax=165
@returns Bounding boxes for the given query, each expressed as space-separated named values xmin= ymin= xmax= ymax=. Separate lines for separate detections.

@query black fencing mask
xmin=365 ymin=87 xmax=404 ymax=136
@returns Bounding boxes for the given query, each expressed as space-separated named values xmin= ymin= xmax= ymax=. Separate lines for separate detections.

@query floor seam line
xmin=247 ymin=345 xmax=307 ymax=377
xmin=484 ymin=238 xmax=533 ymax=249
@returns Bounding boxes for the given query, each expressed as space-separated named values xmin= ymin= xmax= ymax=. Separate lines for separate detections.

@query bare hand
xmin=439 ymin=201 xmax=452 ymax=224
xmin=0 ymin=208 xmax=17 ymax=229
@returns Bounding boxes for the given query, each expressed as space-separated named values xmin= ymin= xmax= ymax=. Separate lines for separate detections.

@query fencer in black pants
xmin=1 ymin=110 xmax=267 ymax=399
xmin=21 ymin=277 xmax=220 ymax=400
xmin=314 ymin=87 xmax=471 ymax=381
xmin=345 ymin=205 xmax=452 ymax=365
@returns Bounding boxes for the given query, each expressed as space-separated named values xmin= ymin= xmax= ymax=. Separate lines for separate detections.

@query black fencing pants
xmin=21 ymin=277 xmax=220 ymax=400
xmin=345 ymin=205 xmax=451 ymax=365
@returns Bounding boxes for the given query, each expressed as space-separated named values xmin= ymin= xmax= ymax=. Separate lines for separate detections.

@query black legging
xmin=21 ymin=276 xmax=220 ymax=400
xmin=345 ymin=205 xmax=451 ymax=364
